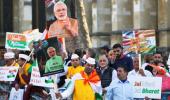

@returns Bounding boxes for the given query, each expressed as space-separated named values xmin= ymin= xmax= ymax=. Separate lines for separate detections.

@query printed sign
xmin=0 ymin=67 xmax=19 ymax=81
xmin=35 ymin=37 xmax=64 ymax=77
xmin=5 ymin=29 xmax=41 ymax=51
xmin=30 ymin=60 xmax=54 ymax=88
xmin=122 ymin=30 xmax=156 ymax=54
xmin=5 ymin=33 xmax=29 ymax=50
xmin=129 ymin=77 xmax=162 ymax=99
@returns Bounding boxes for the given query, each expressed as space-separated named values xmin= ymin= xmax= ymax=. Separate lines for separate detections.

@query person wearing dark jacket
xmin=111 ymin=43 xmax=133 ymax=72
xmin=96 ymin=54 xmax=117 ymax=88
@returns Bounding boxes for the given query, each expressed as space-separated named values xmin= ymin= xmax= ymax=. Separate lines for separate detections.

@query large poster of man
xmin=45 ymin=1 xmax=78 ymax=53
xmin=34 ymin=37 xmax=64 ymax=76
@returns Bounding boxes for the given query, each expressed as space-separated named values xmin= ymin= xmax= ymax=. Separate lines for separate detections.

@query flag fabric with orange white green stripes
xmin=122 ymin=30 xmax=156 ymax=55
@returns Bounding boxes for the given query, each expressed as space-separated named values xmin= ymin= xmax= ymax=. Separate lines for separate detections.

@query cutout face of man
xmin=54 ymin=3 xmax=67 ymax=20
xmin=47 ymin=47 xmax=56 ymax=58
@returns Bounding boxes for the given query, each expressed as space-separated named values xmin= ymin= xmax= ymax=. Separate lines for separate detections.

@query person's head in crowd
xmin=18 ymin=54 xmax=30 ymax=67
xmin=117 ymin=65 xmax=128 ymax=80
xmin=82 ymin=49 xmax=87 ymax=60
xmin=82 ymin=49 xmax=86 ymax=55
xmin=53 ymin=1 xmax=67 ymax=20
xmin=4 ymin=52 xmax=15 ymax=66
xmin=133 ymin=56 xmax=139 ymax=71
xmin=152 ymin=52 xmax=163 ymax=65
xmin=0 ymin=49 xmax=6 ymax=66
xmin=85 ymin=57 xmax=96 ymax=75
xmin=100 ymin=45 xmax=110 ymax=56
xmin=47 ymin=47 xmax=57 ymax=58
xmin=71 ymin=54 xmax=80 ymax=67
xmin=75 ymin=49 xmax=83 ymax=58
xmin=0 ymin=49 xmax=6 ymax=59
xmin=112 ymin=43 xmax=123 ymax=59
xmin=108 ymin=50 xmax=115 ymax=61
xmin=98 ymin=54 xmax=109 ymax=69
xmin=86 ymin=48 xmax=96 ymax=59
xmin=144 ymin=54 xmax=153 ymax=63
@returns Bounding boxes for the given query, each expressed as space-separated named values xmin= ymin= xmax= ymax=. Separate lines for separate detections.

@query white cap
xmin=71 ymin=54 xmax=79 ymax=59
xmin=86 ymin=57 xmax=95 ymax=65
xmin=19 ymin=54 xmax=30 ymax=61
xmin=4 ymin=52 xmax=15 ymax=59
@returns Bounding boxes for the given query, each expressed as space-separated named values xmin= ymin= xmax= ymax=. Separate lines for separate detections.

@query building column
xmin=13 ymin=0 xmax=24 ymax=32
xmin=158 ymin=0 xmax=170 ymax=47
xmin=32 ymin=0 xmax=46 ymax=32
xmin=111 ymin=0 xmax=133 ymax=47
xmin=91 ymin=0 xmax=112 ymax=48
xmin=83 ymin=0 xmax=92 ymax=34
xmin=133 ymin=0 xmax=157 ymax=29
xmin=112 ymin=0 xmax=133 ymax=30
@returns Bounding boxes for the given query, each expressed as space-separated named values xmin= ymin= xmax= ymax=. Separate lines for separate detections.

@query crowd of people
xmin=0 ymin=43 xmax=170 ymax=100
xmin=0 ymin=1 xmax=170 ymax=100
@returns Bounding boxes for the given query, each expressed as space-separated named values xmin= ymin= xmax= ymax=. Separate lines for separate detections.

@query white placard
xmin=129 ymin=76 xmax=162 ymax=99
xmin=0 ymin=67 xmax=19 ymax=81
xmin=30 ymin=61 xmax=54 ymax=88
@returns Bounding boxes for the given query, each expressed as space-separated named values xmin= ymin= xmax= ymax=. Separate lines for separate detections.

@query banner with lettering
xmin=0 ymin=67 xmax=19 ymax=81
xmin=5 ymin=32 xmax=29 ymax=50
xmin=129 ymin=76 xmax=162 ymax=99
xmin=30 ymin=60 xmax=54 ymax=88
xmin=5 ymin=29 xmax=41 ymax=51
xmin=122 ymin=30 xmax=156 ymax=55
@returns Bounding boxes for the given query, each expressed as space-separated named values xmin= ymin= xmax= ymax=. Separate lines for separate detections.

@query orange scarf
xmin=81 ymin=70 xmax=100 ymax=84
xmin=148 ymin=64 xmax=166 ymax=75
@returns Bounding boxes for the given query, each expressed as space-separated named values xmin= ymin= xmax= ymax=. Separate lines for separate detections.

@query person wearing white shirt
xmin=106 ymin=65 xmax=134 ymax=100
xmin=128 ymin=56 xmax=153 ymax=77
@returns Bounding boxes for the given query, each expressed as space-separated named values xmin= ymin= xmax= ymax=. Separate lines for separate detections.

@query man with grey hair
xmin=48 ymin=1 xmax=78 ymax=53
xmin=96 ymin=54 xmax=117 ymax=95
xmin=45 ymin=46 xmax=63 ymax=74
xmin=128 ymin=56 xmax=153 ymax=77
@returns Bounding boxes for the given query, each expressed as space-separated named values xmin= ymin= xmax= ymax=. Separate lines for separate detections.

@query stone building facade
xmin=0 ymin=0 xmax=170 ymax=50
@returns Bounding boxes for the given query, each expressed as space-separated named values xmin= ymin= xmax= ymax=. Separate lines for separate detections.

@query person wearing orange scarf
xmin=145 ymin=53 xmax=170 ymax=76
xmin=56 ymin=57 xmax=102 ymax=100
